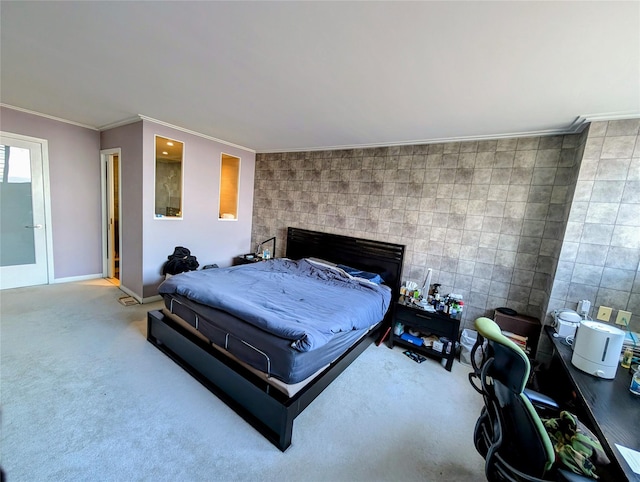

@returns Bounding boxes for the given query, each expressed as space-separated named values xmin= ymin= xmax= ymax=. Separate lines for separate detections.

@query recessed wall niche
xmin=219 ymin=153 xmax=240 ymax=220
xmin=154 ymin=135 xmax=184 ymax=218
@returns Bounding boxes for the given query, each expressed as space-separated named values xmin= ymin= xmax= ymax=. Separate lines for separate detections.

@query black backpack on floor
xmin=163 ymin=246 xmax=199 ymax=275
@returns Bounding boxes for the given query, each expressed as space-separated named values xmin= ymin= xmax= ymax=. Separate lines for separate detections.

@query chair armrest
xmin=524 ymin=388 xmax=560 ymax=411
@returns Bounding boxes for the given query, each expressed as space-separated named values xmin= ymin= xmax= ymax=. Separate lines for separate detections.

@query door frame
xmin=0 ymin=131 xmax=54 ymax=287
xmin=100 ymin=148 xmax=122 ymax=279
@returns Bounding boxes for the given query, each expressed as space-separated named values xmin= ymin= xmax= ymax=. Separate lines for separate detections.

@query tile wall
xmin=539 ymin=119 xmax=640 ymax=359
xmin=252 ymin=133 xmax=584 ymax=333
xmin=252 ymin=120 xmax=640 ymax=358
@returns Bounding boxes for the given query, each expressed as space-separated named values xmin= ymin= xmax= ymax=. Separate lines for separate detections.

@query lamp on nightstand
xmin=255 ymin=236 xmax=276 ymax=259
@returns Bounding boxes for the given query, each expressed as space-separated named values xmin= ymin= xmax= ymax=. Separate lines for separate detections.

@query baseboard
xmin=117 ymin=285 xmax=161 ymax=304
xmin=118 ymin=284 xmax=142 ymax=303
xmin=142 ymin=294 xmax=162 ymax=304
xmin=53 ymin=273 xmax=102 ymax=283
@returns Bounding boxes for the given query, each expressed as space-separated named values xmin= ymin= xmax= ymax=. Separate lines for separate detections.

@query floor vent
xmin=118 ymin=296 xmax=138 ymax=306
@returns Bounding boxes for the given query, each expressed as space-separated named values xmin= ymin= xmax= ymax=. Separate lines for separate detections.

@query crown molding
xmin=0 ymin=105 xmax=255 ymax=153
xmin=97 ymin=116 xmax=142 ymax=131
xmin=256 ymin=111 xmax=640 ymax=153
xmin=0 ymin=103 xmax=98 ymax=130
xmin=3 ymin=103 xmax=637 ymax=155
xmin=569 ymin=111 xmax=640 ymax=132
xmin=137 ymin=115 xmax=255 ymax=153
xmin=256 ymin=128 xmax=572 ymax=154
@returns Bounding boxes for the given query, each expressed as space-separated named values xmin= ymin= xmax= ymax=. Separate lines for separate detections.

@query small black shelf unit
xmin=389 ymin=300 xmax=461 ymax=371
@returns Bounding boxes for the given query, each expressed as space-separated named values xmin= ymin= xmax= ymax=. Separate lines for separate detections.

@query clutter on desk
xmin=622 ymin=330 xmax=639 ymax=361
xmin=621 ymin=347 xmax=633 ymax=369
xmin=399 ymin=279 xmax=464 ymax=320
xmin=551 ymin=308 xmax=582 ymax=339
xmin=630 ymin=366 xmax=640 ymax=396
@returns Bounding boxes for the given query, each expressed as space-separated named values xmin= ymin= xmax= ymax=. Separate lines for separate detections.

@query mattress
xmin=158 ymin=258 xmax=391 ymax=352
xmin=162 ymin=294 xmax=375 ymax=390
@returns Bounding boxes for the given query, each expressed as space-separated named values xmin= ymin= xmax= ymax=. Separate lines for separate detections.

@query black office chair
xmin=468 ymin=317 xmax=596 ymax=482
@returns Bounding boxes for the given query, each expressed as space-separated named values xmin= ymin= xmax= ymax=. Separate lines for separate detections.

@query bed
xmin=147 ymin=227 xmax=405 ymax=451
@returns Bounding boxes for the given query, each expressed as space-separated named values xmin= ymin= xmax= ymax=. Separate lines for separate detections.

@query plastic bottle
xmin=630 ymin=366 xmax=640 ymax=396
xmin=263 ymin=248 xmax=270 ymax=259
xmin=622 ymin=347 xmax=633 ymax=369
xmin=432 ymin=284 xmax=441 ymax=303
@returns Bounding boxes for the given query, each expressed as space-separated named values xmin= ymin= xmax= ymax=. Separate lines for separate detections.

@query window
xmin=219 ymin=153 xmax=240 ymax=220
xmin=155 ymin=136 xmax=183 ymax=218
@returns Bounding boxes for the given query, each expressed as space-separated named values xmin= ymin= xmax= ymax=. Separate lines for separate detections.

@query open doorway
xmin=101 ymin=148 xmax=121 ymax=285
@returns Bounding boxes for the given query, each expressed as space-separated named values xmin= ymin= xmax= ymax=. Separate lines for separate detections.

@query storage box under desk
xmin=493 ymin=310 xmax=541 ymax=356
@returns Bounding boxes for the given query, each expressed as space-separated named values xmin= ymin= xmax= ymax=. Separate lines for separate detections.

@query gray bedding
xmin=158 ymin=258 xmax=391 ymax=352
xmin=162 ymin=294 xmax=369 ymax=385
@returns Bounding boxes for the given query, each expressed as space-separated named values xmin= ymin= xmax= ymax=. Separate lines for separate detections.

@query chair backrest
xmin=472 ymin=317 xmax=556 ymax=479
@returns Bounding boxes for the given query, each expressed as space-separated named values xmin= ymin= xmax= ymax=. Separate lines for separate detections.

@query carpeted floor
xmin=0 ymin=279 xmax=485 ymax=481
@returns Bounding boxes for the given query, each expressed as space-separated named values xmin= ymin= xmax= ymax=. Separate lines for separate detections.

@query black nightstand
xmin=233 ymin=254 xmax=263 ymax=266
xmin=389 ymin=299 xmax=461 ymax=371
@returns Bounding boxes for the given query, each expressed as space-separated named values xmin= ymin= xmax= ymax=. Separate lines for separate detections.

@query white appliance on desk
xmin=571 ymin=320 xmax=625 ymax=379
xmin=553 ymin=309 xmax=582 ymax=338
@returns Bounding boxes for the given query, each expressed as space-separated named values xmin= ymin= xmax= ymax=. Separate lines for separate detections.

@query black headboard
xmin=286 ymin=227 xmax=405 ymax=302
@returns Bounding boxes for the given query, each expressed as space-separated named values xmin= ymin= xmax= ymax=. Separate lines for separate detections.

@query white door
xmin=0 ymin=134 xmax=50 ymax=289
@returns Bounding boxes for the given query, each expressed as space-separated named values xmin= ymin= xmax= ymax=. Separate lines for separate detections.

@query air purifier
xmin=571 ymin=320 xmax=625 ymax=379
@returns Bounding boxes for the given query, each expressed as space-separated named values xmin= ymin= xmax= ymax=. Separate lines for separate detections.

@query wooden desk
xmin=545 ymin=326 xmax=640 ymax=481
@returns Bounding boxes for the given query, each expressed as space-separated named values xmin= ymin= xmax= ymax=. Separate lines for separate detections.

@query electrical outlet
xmin=596 ymin=306 xmax=612 ymax=322
xmin=616 ymin=310 xmax=632 ymax=326
xmin=578 ymin=299 xmax=591 ymax=315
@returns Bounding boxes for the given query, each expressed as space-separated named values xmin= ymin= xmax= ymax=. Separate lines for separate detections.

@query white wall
xmin=101 ymin=121 xmax=144 ymax=297
xmin=141 ymin=120 xmax=255 ymax=298
xmin=1 ymin=107 xmax=256 ymax=300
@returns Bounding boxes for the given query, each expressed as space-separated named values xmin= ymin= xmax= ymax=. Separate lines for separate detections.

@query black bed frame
xmin=147 ymin=227 xmax=405 ymax=451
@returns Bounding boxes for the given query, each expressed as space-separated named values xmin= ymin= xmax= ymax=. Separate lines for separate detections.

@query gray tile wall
xmin=252 ymin=120 xmax=640 ymax=362
xmin=252 ymin=133 xmax=584 ymax=333
xmin=544 ymin=119 xmax=640 ymax=345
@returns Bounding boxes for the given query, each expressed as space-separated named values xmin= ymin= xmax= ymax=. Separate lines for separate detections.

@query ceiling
xmin=1 ymin=1 xmax=638 ymax=153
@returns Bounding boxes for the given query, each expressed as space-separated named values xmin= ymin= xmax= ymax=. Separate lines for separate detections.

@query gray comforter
xmin=157 ymin=258 xmax=391 ymax=352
